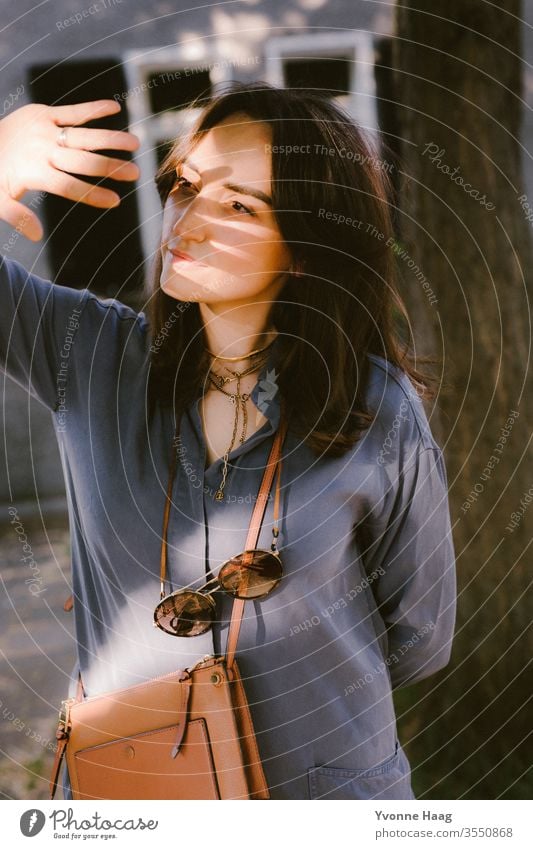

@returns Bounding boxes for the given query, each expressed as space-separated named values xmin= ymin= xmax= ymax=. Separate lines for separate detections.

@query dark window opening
xmin=283 ymin=57 xmax=351 ymax=97
xmin=28 ymin=59 xmax=144 ymax=308
xmin=147 ymin=68 xmax=212 ymax=114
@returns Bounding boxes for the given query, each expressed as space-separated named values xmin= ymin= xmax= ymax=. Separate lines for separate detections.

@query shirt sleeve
xmin=360 ymin=442 xmax=457 ymax=690
xmin=0 ymin=254 xmax=91 ymax=411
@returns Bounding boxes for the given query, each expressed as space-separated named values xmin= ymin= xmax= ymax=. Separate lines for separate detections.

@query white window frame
xmin=121 ymin=48 xmax=238 ymax=264
xmin=264 ymin=31 xmax=378 ymax=134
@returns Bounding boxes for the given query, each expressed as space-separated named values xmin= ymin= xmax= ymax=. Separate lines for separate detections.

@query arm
xmin=0 ymin=100 xmax=140 ymax=408
xmin=360 ymin=442 xmax=457 ymax=689
xmin=0 ymin=254 xmax=93 ymax=410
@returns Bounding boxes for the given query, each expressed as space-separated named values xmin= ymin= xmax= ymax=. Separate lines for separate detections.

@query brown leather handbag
xmin=49 ymin=412 xmax=288 ymax=801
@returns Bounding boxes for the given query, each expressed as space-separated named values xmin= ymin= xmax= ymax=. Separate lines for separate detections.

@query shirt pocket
xmin=307 ymin=740 xmax=415 ymax=800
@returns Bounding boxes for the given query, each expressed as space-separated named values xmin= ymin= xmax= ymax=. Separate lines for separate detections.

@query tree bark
xmin=391 ymin=0 xmax=532 ymax=798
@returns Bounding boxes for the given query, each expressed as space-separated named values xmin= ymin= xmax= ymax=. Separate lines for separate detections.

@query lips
xmin=168 ymin=246 xmax=205 ymax=264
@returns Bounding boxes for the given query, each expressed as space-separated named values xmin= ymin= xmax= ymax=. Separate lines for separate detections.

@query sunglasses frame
xmin=153 ymin=547 xmax=283 ymax=637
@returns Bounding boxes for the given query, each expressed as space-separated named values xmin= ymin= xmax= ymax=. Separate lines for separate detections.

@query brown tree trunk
xmin=391 ymin=0 xmax=532 ymax=798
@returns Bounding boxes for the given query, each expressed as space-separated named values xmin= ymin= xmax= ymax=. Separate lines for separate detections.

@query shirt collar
xmin=191 ymin=336 xmax=282 ymax=473
xmin=197 ymin=335 xmax=281 ymax=430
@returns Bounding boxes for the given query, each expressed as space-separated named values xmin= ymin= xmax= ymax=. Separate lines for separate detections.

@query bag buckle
xmin=57 ymin=698 xmax=74 ymax=737
xmin=185 ymin=653 xmax=221 ymax=675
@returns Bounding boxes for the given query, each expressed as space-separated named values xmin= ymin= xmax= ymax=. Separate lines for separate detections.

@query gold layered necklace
xmin=204 ymin=339 xmax=276 ymax=501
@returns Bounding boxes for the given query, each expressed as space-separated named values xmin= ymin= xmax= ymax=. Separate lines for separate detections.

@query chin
xmin=160 ymin=270 xmax=200 ymax=301
xmin=159 ymin=282 xmax=188 ymax=304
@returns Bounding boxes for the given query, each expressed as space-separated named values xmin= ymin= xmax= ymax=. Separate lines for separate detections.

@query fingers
xmin=50 ymin=99 xmax=122 ymax=127
xmin=0 ymin=190 xmax=43 ymax=241
xmin=42 ymin=165 xmax=121 ymax=207
xmin=50 ymin=147 xmax=140 ymax=182
xmin=54 ymin=125 xmax=141 ymax=153
xmin=50 ymin=100 xmax=140 ymax=152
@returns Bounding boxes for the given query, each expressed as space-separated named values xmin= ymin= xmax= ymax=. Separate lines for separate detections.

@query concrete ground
xmin=0 ymin=513 xmax=75 ymax=800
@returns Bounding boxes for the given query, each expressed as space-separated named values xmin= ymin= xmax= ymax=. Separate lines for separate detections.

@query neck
xmin=199 ymin=301 xmax=277 ymax=372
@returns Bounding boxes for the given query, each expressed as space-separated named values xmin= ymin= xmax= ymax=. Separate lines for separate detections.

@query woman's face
xmin=159 ymin=113 xmax=292 ymax=308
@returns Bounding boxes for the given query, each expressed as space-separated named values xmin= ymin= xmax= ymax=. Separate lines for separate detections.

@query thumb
xmin=0 ymin=190 xmax=44 ymax=242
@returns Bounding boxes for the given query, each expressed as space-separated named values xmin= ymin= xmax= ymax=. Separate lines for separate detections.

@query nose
xmin=170 ymin=193 xmax=208 ymax=244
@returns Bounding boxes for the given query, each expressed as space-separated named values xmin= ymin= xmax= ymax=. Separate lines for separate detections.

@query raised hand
xmin=0 ymin=99 xmax=140 ymax=241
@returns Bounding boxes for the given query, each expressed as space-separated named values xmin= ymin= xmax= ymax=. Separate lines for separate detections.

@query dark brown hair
xmin=145 ymin=80 xmax=438 ymax=456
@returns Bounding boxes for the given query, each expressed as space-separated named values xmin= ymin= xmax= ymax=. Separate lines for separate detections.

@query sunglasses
xmin=153 ymin=547 xmax=283 ymax=637
xmin=153 ymin=409 xmax=286 ymax=638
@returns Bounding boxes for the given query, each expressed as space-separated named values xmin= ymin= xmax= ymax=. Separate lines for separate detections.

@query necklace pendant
xmin=214 ymin=489 xmax=224 ymax=501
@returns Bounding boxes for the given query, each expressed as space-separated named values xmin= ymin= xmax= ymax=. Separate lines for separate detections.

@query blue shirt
xmin=0 ymin=255 xmax=456 ymax=800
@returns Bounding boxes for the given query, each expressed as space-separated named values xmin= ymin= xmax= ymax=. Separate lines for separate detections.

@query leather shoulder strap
xmin=226 ymin=409 xmax=288 ymax=669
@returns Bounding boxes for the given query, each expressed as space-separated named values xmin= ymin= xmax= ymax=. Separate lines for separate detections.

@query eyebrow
xmin=180 ymin=159 xmax=273 ymax=207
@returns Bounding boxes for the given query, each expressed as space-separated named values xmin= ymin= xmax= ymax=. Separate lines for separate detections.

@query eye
xmin=230 ymin=200 xmax=255 ymax=217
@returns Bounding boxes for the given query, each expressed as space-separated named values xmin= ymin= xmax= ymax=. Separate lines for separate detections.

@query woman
xmin=0 ymin=82 xmax=456 ymax=800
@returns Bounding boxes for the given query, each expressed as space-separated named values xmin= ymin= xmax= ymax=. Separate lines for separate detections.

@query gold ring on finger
xmin=57 ymin=127 xmax=70 ymax=148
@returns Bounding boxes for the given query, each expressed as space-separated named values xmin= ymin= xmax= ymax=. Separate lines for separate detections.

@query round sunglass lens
xmin=154 ymin=591 xmax=215 ymax=637
xmin=218 ymin=550 xmax=282 ymax=600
